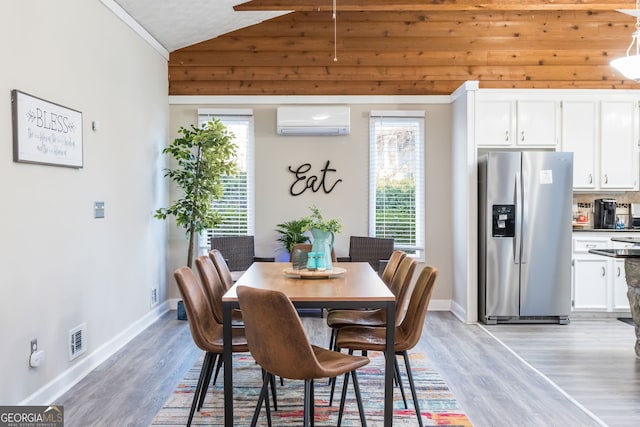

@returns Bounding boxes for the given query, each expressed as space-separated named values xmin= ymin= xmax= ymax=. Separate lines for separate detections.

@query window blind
xmin=369 ymin=111 xmax=425 ymax=258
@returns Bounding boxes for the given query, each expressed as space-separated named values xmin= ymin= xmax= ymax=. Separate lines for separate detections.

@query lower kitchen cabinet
xmin=572 ymin=234 xmax=634 ymax=313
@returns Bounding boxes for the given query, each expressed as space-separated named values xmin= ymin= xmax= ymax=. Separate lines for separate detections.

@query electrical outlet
xmin=30 ymin=339 xmax=37 ymax=354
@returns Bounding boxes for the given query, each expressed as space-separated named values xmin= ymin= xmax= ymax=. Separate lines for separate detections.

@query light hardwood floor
xmin=56 ymin=310 xmax=639 ymax=427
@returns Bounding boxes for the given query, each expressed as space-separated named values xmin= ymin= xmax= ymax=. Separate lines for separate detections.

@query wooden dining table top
xmin=223 ymin=261 xmax=394 ymax=302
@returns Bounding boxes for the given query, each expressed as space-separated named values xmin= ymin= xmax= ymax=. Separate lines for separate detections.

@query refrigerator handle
xmin=514 ymin=172 xmax=521 ymax=265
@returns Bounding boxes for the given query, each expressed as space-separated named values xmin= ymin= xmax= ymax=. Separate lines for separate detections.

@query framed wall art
xmin=11 ymin=90 xmax=83 ymax=168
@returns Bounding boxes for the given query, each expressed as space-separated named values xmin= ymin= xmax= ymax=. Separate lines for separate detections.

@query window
xmin=369 ymin=110 xmax=425 ymax=259
xmin=197 ymin=109 xmax=254 ymax=252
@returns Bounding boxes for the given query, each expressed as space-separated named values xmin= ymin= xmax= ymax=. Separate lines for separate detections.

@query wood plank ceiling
xmin=169 ymin=0 xmax=640 ymax=96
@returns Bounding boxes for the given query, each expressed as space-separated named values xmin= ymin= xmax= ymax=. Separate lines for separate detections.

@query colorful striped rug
xmin=152 ymin=351 xmax=472 ymax=426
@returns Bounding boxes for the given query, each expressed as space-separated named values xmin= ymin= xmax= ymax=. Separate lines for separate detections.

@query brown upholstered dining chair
xmin=209 ymin=249 xmax=235 ymax=291
xmin=326 ymin=256 xmax=416 ymax=404
xmin=236 ymin=285 xmax=370 ymax=427
xmin=334 ymin=265 xmax=439 ymax=427
xmin=326 ymin=256 xmax=416 ymax=349
xmin=380 ymin=250 xmax=407 ymax=287
xmin=173 ymin=266 xmax=250 ymax=426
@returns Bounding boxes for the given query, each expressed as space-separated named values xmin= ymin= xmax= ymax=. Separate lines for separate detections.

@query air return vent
xmin=69 ymin=323 xmax=86 ymax=360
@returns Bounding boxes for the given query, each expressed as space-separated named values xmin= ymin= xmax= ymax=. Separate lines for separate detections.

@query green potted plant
xmin=155 ymin=119 xmax=238 ymax=268
xmin=300 ymin=205 xmax=342 ymax=270
xmin=275 ymin=219 xmax=311 ymax=254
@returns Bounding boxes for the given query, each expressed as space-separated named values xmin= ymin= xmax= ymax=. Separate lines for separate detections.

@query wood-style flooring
xmin=56 ymin=310 xmax=640 ymax=427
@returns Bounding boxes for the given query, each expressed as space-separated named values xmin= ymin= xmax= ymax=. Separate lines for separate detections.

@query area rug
xmin=151 ymin=351 xmax=472 ymax=426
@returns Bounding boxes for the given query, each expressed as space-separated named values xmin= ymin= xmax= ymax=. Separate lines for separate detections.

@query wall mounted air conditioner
xmin=277 ymin=105 xmax=350 ymax=135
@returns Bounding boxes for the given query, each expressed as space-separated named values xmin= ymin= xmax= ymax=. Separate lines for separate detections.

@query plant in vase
xmin=275 ymin=219 xmax=311 ymax=259
xmin=300 ymin=205 xmax=342 ymax=270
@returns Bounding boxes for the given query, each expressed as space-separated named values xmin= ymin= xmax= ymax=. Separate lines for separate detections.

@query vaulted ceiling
xmin=164 ymin=1 xmax=640 ymax=95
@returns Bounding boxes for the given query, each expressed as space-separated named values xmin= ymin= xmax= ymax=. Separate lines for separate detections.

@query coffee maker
xmin=631 ymin=203 xmax=640 ymax=228
xmin=594 ymin=199 xmax=616 ymax=229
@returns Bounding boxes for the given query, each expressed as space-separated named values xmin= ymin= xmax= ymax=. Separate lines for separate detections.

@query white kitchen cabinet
xmin=476 ymin=99 xmax=513 ymax=146
xmin=572 ymin=236 xmax=609 ymax=311
xmin=476 ymin=97 xmax=558 ymax=147
xmin=517 ymin=100 xmax=559 ymax=146
xmin=613 ymin=259 xmax=630 ymax=310
xmin=599 ymin=100 xmax=638 ymax=190
xmin=572 ymin=233 xmax=634 ymax=313
xmin=561 ymin=100 xmax=597 ymax=189
xmin=562 ymin=99 xmax=639 ymax=192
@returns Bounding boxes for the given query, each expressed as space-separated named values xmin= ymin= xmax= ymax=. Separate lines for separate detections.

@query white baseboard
xmin=19 ymin=301 xmax=171 ymax=405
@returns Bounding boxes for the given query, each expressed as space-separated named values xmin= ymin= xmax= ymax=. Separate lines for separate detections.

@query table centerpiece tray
xmin=283 ymin=267 xmax=347 ymax=279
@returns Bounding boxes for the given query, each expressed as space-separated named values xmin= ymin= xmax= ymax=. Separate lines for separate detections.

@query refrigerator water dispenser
xmin=492 ymin=205 xmax=515 ymax=237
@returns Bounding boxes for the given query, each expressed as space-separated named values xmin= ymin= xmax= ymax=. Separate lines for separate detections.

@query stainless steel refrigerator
xmin=478 ymin=151 xmax=573 ymax=324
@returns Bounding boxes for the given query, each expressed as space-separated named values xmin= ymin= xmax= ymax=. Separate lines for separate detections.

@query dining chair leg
xmin=337 ymin=370 xmax=367 ymax=427
xmin=310 ymin=378 xmax=315 ymax=427
xmin=394 ymin=355 xmax=408 ymax=409
xmin=303 ymin=379 xmax=313 ymax=427
xmin=197 ymin=353 xmax=217 ymax=411
xmin=251 ymin=372 xmax=271 ymax=427
xmin=265 ymin=373 xmax=273 ymax=427
xmin=329 ymin=347 xmax=349 ymax=406
xmin=337 ymin=372 xmax=350 ymax=427
xmin=269 ymin=371 xmax=278 ymax=411
xmin=402 ymin=351 xmax=424 ymax=427
xmin=351 ymin=370 xmax=367 ymax=427
xmin=189 ymin=352 xmax=213 ymax=426
xmin=212 ymin=353 xmax=224 ymax=385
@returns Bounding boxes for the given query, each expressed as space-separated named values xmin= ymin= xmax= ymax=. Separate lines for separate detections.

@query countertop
xmin=573 ymin=227 xmax=640 ymax=232
xmin=588 ymin=248 xmax=640 ymax=258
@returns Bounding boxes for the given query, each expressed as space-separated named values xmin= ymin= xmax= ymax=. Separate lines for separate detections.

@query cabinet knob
xmin=588 ymin=173 xmax=592 ymax=184
xmin=604 ymin=174 xmax=608 ymax=184
xmin=520 ymin=131 xmax=525 ymax=141
xmin=617 ymin=266 xmax=621 ymax=277
xmin=601 ymin=266 xmax=606 ymax=277
xmin=505 ymin=130 xmax=509 ymax=141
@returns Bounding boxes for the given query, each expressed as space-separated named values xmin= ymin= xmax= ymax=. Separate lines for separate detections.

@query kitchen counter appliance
xmin=478 ymin=151 xmax=573 ymax=324
xmin=594 ymin=198 xmax=617 ymax=229
xmin=631 ymin=203 xmax=640 ymax=228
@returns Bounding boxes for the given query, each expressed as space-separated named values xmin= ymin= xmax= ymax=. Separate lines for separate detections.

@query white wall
xmin=169 ymin=99 xmax=454 ymax=306
xmin=0 ymin=0 xmax=169 ymax=403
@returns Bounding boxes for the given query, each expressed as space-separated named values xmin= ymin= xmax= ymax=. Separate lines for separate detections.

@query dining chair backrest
xmin=209 ymin=249 xmax=235 ymax=291
xmin=210 ymin=235 xmax=256 ymax=272
xmin=236 ymin=285 xmax=325 ymax=380
xmin=388 ymin=256 xmax=417 ymax=324
xmin=173 ymin=266 xmax=220 ymax=352
xmin=347 ymin=236 xmax=395 ymax=275
xmin=194 ymin=255 xmax=225 ymax=324
xmin=380 ymin=250 xmax=407 ymax=287
xmin=396 ymin=265 xmax=438 ymax=351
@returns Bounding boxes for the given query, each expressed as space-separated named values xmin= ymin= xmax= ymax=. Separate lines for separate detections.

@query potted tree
xmin=155 ymin=119 xmax=238 ymax=268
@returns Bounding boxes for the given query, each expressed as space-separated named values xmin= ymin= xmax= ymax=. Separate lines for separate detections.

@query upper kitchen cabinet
xmin=561 ymin=100 xmax=597 ymax=189
xmin=476 ymin=95 xmax=559 ymax=148
xmin=600 ymin=100 xmax=638 ymax=190
xmin=562 ymin=97 xmax=639 ymax=192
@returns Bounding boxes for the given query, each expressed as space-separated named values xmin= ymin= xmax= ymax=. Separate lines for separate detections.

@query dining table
xmin=222 ymin=261 xmax=396 ymax=426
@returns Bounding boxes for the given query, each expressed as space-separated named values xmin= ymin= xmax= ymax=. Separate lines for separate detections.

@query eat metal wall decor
xmin=288 ymin=160 xmax=342 ymax=196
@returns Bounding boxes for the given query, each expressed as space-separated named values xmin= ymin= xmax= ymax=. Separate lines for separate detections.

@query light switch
xmin=94 ymin=202 xmax=105 ymax=219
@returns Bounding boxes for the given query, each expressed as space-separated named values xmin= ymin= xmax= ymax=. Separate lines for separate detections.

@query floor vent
xmin=69 ymin=323 xmax=86 ymax=360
